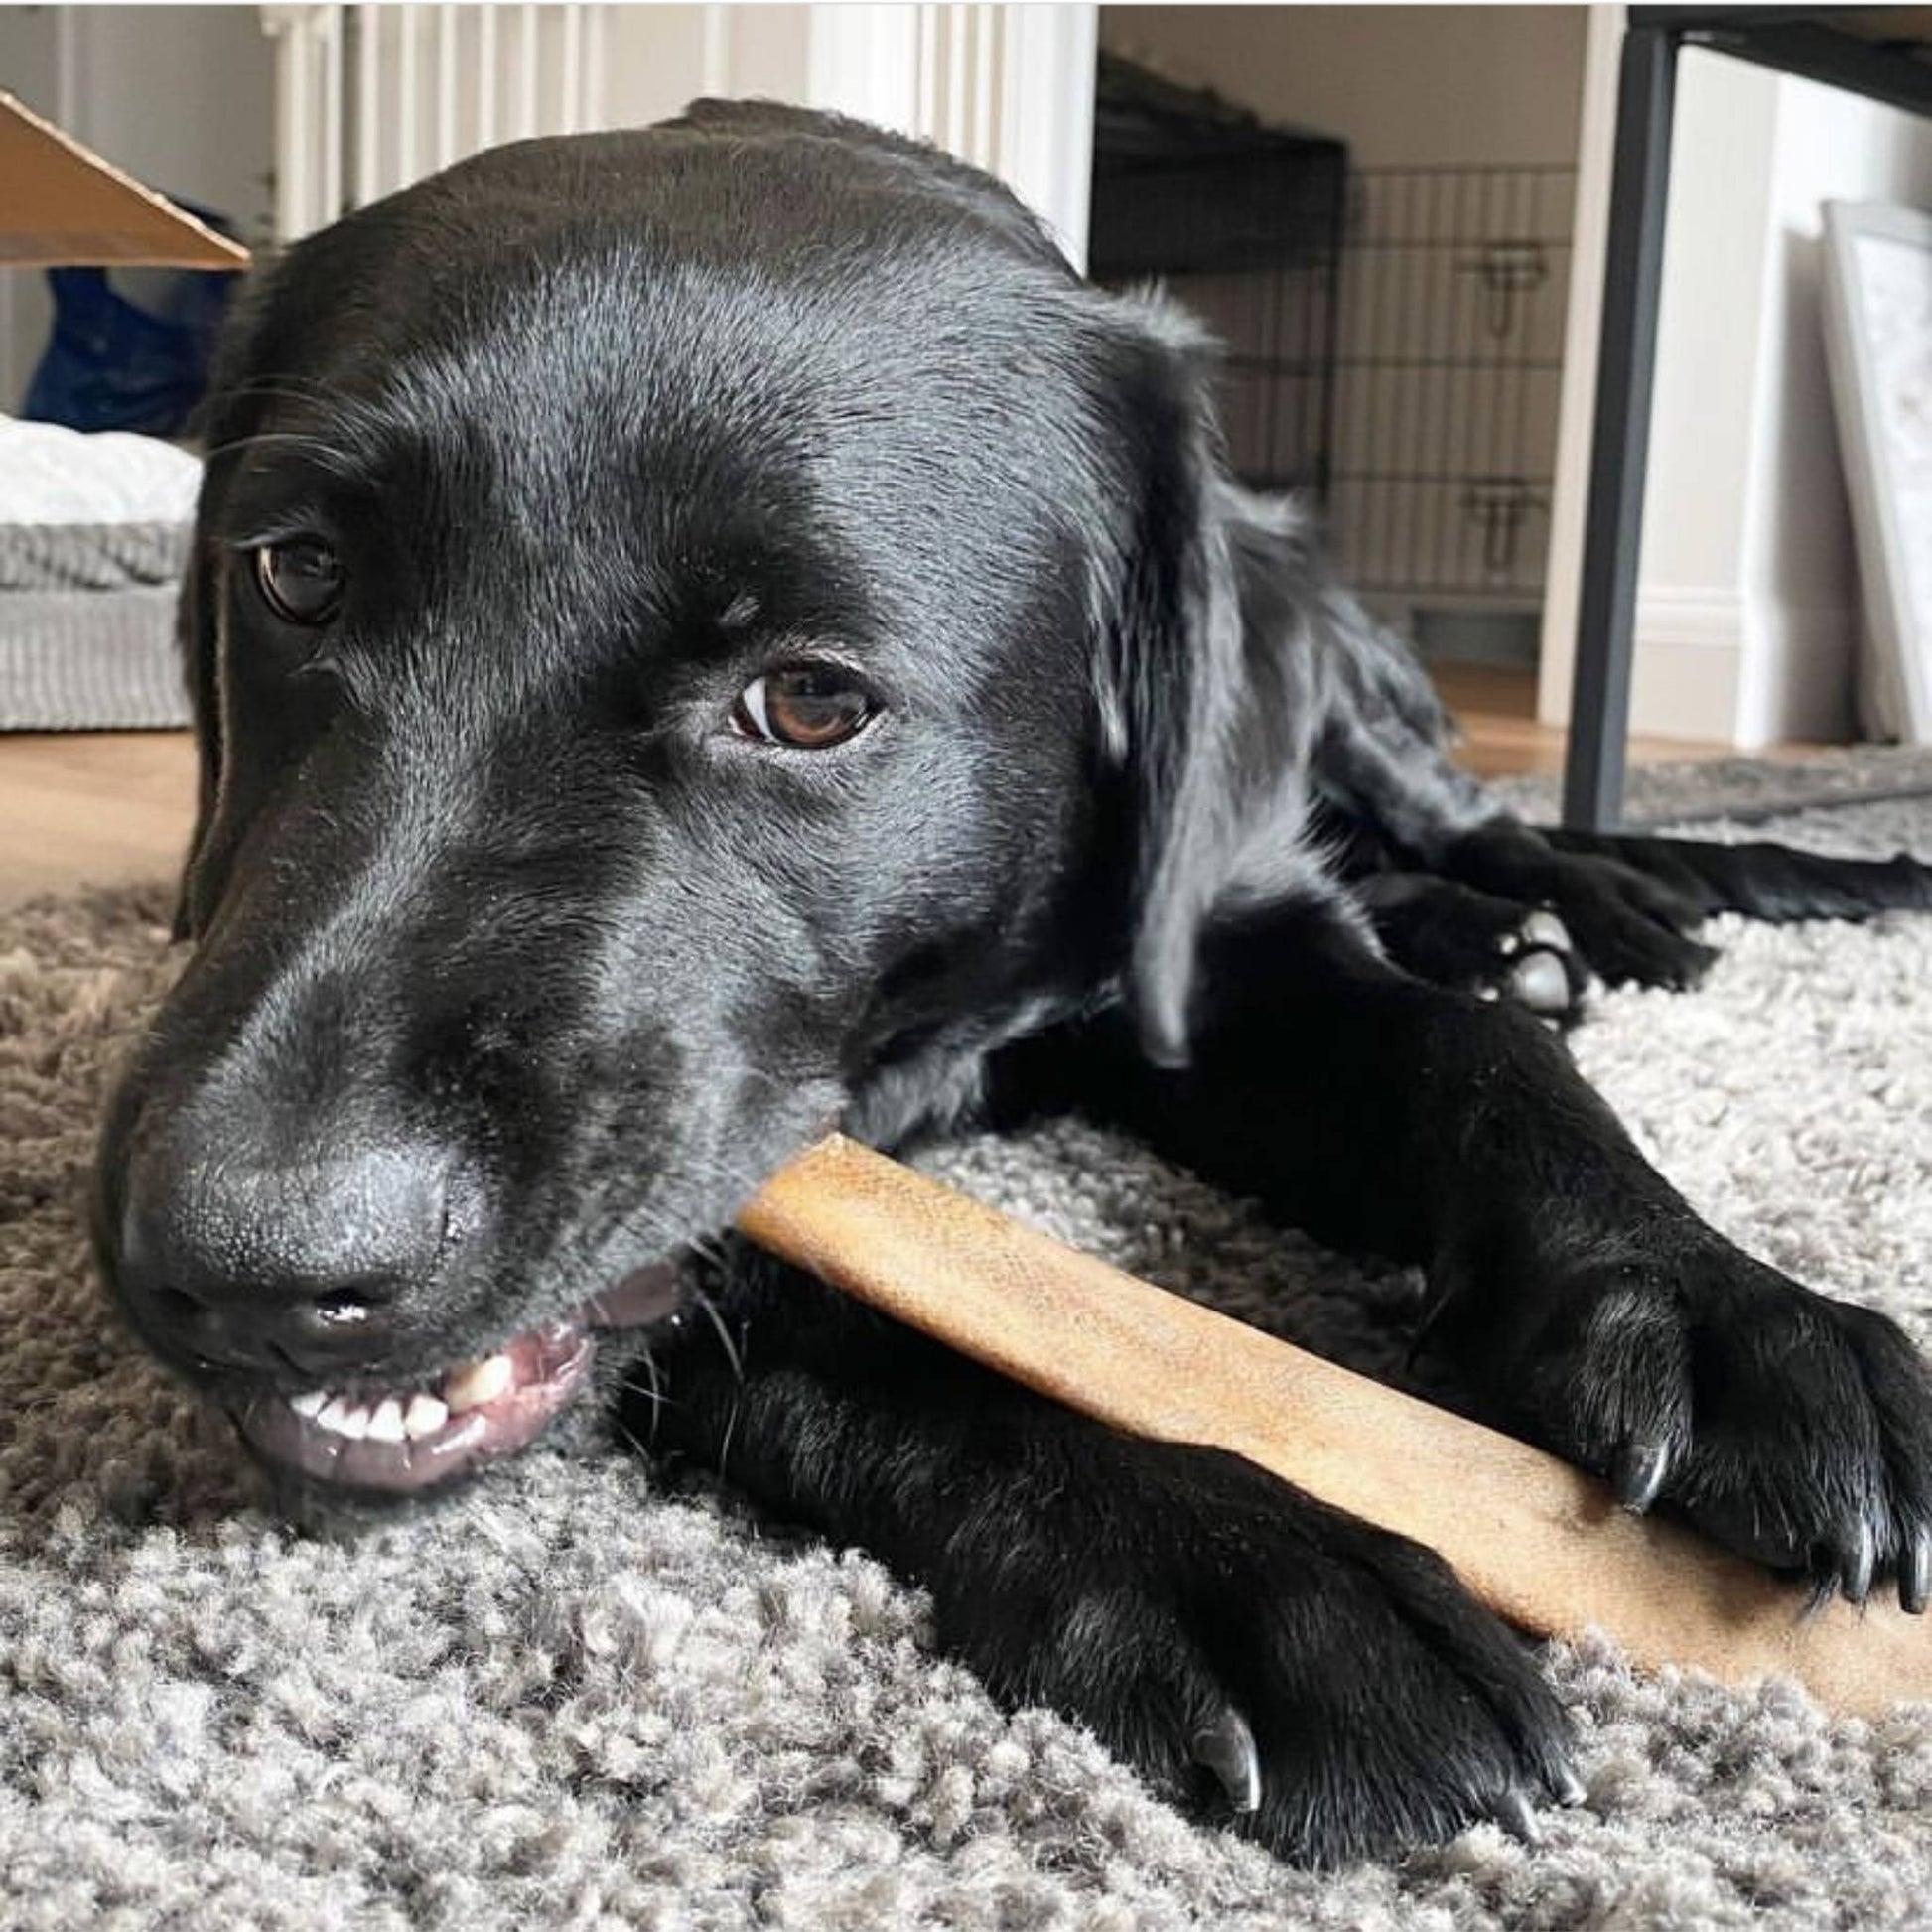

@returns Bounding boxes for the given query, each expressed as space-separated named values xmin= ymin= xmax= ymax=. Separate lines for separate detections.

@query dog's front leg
xmin=1042 ymin=894 xmax=1932 ymax=1613
xmin=621 ymin=1243 xmax=1577 ymax=1864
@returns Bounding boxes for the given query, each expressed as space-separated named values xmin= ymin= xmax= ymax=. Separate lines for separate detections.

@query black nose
xmin=115 ymin=1142 xmax=454 ymax=1374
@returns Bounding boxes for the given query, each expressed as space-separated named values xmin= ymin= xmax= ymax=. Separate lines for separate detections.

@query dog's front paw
xmin=1446 ymin=823 xmax=1718 ymax=991
xmin=943 ymin=1439 xmax=1579 ymax=1866
xmin=1554 ymin=883 xmax=1718 ymax=992
xmin=1460 ymin=1240 xmax=1932 ymax=1610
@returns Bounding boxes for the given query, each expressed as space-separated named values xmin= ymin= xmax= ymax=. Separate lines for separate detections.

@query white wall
xmin=0 ymin=4 xmax=61 ymax=412
xmin=1539 ymin=33 xmax=1932 ymax=745
xmin=65 ymin=6 xmax=276 ymax=237
xmin=1099 ymin=5 xmax=1587 ymax=167
xmin=603 ymin=5 xmax=812 ymax=127
xmin=1740 ymin=72 xmax=1932 ymax=744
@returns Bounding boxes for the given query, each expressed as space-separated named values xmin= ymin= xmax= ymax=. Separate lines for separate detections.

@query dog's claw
xmin=1902 ymin=1528 xmax=1931 ymax=1615
xmin=1523 ymin=910 xmax=1572 ymax=953
xmin=1508 ymin=949 xmax=1572 ymax=1015
xmin=1190 ymin=1706 xmax=1261 ymax=1814
xmin=1840 ymin=1519 xmax=1876 ymax=1605
xmin=1551 ymin=1759 xmax=1587 ymax=1807
xmin=1491 ymin=1785 xmax=1542 ymax=1845
xmin=1614 ymin=1439 xmax=1670 ymax=1512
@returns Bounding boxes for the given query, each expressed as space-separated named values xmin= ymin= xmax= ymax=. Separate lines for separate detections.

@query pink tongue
xmin=582 ymin=1262 xmax=685 ymax=1329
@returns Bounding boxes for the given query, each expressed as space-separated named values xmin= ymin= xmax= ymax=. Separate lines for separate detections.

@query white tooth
xmin=364 ymin=1397 xmax=407 ymax=1444
xmin=444 ymin=1353 xmax=514 ymax=1413
xmin=403 ymin=1392 xmax=450 ymax=1438
xmin=317 ymin=1398 xmax=369 ymax=1441
xmin=290 ymin=1391 xmax=329 ymax=1419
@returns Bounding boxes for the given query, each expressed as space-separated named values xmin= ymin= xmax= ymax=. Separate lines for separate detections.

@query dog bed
xmin=0 ymin=415 xmax=198 ymax=730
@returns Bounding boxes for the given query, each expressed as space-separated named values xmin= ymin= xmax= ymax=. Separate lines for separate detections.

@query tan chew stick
xmin=739 ymin=1133 xmax=1929 ymax=1718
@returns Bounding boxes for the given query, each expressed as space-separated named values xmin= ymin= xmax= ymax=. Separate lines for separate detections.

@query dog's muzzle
xmin=108 ymin=1124 xmax=688 ymax=1495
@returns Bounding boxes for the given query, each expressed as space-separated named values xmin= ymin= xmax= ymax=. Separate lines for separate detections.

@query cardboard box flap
xmin=0 ymin=89 xmax=250 ymax=269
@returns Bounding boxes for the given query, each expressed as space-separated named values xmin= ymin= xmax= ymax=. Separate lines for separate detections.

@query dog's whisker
xmin=610 ymin=1412 xmax=658 ymax=1465
xmin=615 ymin=1346 xmax=673 ymax=1454
xmin=716 ymin=1397 xmax=744 ymax=1483
xmin=689 ymin=1285 xmax=747 ymax=1390
xmin=222 ymin=373 xmax=341 ymax=402
xmin=197 ymin=428 xmax=368 ymax=478
xmin=214 ymin=374 xmax=395 ymax=429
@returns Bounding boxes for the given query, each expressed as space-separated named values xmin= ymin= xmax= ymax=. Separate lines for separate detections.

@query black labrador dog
xmin=94 ymin=104 xmax=1932 ymax=1866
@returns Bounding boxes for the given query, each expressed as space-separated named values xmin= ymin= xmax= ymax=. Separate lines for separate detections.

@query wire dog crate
xmin=1328 ymin=165 xmax=1578 ymax=628
xmin=1088 ymin=65 xmax=1576 ymax=647
xmin=1087 ymin=54 xmax=1347 ymax=501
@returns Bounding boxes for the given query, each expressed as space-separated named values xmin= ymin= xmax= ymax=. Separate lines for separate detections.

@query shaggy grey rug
xmin=3 ymin=798 xmax=1930 ymax=1929
xmin=1491 ymin=743 xmax=1932 ymax=828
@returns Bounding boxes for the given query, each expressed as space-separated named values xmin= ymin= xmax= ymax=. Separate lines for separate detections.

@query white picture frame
xmin=1821 ymin=199 xmax=1932 ymax=745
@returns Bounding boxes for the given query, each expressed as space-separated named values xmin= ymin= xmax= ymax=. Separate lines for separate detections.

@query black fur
xmin=92 ymin=104 xmax=1932 ymax=1867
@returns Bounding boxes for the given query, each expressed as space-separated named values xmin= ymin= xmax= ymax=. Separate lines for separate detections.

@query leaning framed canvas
xmin=1822 ymin=199 xmax=1932 ymax=745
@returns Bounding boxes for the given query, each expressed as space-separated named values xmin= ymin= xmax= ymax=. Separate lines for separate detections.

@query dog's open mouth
xmin=230 ymin=1263 xmax=686 ymax=1495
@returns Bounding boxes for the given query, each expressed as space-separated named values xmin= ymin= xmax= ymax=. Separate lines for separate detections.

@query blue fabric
xmin=21 ymin=197 xmax=242 ymax=437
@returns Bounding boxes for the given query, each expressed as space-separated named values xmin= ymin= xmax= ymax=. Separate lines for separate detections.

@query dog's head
xmin=95 ymin=105 xmax=1304 ymax=1504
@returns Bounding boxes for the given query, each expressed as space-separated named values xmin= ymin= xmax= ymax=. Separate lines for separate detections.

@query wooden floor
xmin=0 ymin=729 xmax=199 ymax=905
xmin=0 ymin=667 xmax=1737 ymax=908
xmin=1428 ymin=661 xmax=1743 ymax=782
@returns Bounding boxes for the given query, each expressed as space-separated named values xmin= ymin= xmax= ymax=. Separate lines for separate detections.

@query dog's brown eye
xmin=254 ymin=540 xmax=344 ymax=626
xmin=733 ymin=666 xmax=877 ymax=749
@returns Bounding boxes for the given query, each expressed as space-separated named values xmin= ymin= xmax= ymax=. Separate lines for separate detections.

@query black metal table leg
xmin=1562 ymin=23 xmax=1681 ymax=831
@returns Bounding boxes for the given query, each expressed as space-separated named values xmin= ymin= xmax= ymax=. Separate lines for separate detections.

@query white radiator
xmin=262 ymin=5 xmax=609 ymax=240
xmin=260 ymin=3 xmax=1093 ymax=262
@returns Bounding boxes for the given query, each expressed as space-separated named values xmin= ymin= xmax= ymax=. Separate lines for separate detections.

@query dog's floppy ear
xmin=1097 ymin=300 xmax=1311 ymax=1068
xmin=173 ymin=505 xmax=223 ymax=940
xmin=172 ymin=269 xmax=289 ymax=939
